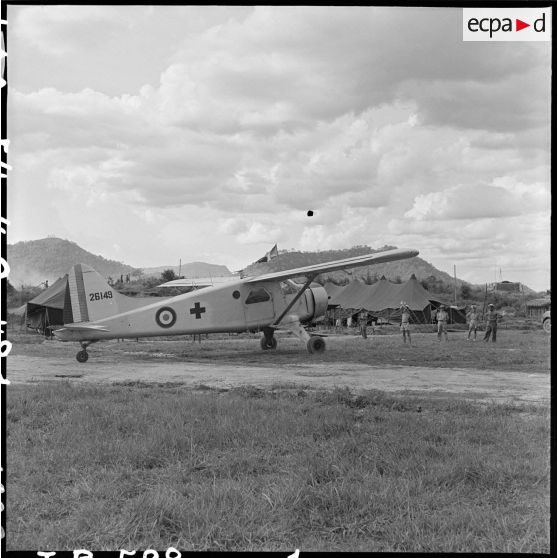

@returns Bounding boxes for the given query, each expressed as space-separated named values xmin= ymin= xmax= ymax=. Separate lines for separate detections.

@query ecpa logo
xmin=463 ymin=8 xmax=551 ymax=41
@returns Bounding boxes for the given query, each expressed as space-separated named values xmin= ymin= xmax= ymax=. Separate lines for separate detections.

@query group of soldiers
xmin=400 ymin=302 xmax=501 ymax=345
xmin=335 ymin=303 xmax=502 ymax=345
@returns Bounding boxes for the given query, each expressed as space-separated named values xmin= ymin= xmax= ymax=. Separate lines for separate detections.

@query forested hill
xmin=243 ymin=245 xmax=468 ymax=287
xmin=8 ymin=238 xmax=468 ymax=291
xmin=7 ymin=238 xmax=137 ymax=287
xmin=7 ymin=237 xmax=233 ymax=288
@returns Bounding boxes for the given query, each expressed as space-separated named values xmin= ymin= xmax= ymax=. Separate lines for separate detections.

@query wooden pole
xmin=453 ymin=264 xmax=457 ymax=306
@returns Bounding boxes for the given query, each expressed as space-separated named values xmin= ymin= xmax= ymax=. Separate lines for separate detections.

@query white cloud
xmin=6 ymin=6 xmax=552 ymax=290
xmin=405 ymin=183 xmax=548 ymax=221
xmin=236 ymin=221 xmax=282 ymax=245
xmin=13 ymin=6 xmax=129 ymax=56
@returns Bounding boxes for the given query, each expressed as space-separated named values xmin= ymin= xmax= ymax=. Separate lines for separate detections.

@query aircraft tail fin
xmin=63 ymin=263 xmax=122 ymax=324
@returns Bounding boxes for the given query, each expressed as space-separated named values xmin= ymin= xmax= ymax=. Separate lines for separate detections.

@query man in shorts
xmin=483 ymin=304 xmax=500 ymax=342
xmin=400 ymin=303 xmax=412 ymax=345
xmin=436 ymin=304 xmax=449 ymax=342
xmin=467 ymin=305 xmax=478 ymax=341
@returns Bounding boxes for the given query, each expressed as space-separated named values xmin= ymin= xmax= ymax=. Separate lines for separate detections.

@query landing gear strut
xmin=260 ymin=327 xmax=278 ymax=350
xmin=270 ymin=315 xmax=328 ymax=354
xmin=76 ymin=341 xmax=92 ymax=363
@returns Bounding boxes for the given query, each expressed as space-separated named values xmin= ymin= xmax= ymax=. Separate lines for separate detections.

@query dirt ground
xmin=8 ymin=341 xmax=549 ymax=404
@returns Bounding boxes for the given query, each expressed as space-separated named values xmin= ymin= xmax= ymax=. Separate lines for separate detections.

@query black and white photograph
xmin=2 ymin=3 xmax=552 ymax=552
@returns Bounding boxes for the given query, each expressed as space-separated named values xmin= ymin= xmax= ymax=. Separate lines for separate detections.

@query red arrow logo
xmin=516 ymin=19 xmax=530 ymax=31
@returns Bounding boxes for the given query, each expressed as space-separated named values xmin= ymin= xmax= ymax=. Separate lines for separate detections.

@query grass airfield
xmin=6 ymin=327 xmax=551 ymax=551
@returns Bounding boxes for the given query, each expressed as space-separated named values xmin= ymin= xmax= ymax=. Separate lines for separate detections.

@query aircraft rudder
xmin=66 ymin=263 xmax=121 ymax=323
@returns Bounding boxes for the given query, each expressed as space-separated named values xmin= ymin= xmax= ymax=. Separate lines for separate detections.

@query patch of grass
xmin=6 ymin=383 xmax=550 ymax=551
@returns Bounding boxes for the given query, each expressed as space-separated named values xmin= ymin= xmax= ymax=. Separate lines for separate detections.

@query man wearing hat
xmin=436 ymin=304 xmax=449 ymax=342
xmin=483 ymin=304 xmax=500 ymax=342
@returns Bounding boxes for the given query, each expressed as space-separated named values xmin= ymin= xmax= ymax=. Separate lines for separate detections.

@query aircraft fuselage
xmin=54 ymin=279 xmax=328 ymax=342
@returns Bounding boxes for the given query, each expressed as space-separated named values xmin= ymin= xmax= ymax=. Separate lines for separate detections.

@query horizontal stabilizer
xmin=55 ymin=324 xmax=110 ymax=332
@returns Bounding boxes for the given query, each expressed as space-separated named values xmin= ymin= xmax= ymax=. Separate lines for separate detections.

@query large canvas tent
xmin=330 ymin=280 xmax=372 ymax=309
xmin=323 ymin=282 xmax=346 ymax=305
xmin=23 ymin=276 xmax=68 ymax=332
xmin=327 ymin=275 xmax=444 ymax=324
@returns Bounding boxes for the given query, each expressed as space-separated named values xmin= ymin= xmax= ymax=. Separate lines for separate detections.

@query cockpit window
xmin=245 ymin=287 xmax=271 ymax=304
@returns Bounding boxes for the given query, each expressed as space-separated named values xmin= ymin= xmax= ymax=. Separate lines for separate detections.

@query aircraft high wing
xmin=243 ymin=248 xmax=418 ymax=283
xmin=53 ymin=247 xmax=418 ymax=362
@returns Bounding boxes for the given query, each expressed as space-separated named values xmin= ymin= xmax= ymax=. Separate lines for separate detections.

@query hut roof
xmin=526 ymin=298 xmax=551 ymax=308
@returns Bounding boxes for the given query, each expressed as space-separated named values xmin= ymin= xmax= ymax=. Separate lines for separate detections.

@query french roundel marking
xmin=155 ymin=306 xmax=177 ymax=328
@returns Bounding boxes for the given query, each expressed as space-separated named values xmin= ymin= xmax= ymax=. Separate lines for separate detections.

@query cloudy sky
xmin=6 ymin=6 xmax=552 ymax=290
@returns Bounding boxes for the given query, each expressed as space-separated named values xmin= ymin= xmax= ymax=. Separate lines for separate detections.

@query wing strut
xmin=271 ymin=275 xmax=317 ymax=327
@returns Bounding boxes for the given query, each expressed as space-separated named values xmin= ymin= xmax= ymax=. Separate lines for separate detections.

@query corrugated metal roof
xmin=526 ymin=298 xmax=551 ymax=308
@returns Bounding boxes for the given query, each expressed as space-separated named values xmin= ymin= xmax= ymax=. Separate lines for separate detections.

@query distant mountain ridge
xmin=244 ymin=246 xmax=469 ymax=286
xmin=7 ymin=238 xmax=232 ymax=287
xmin=7 ymin=238 xmax=137 ymax=287
xmin=9 ymin=237 xmax=512 ymax=292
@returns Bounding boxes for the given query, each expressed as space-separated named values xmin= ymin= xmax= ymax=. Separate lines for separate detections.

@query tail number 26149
xmin=89 ymin=291 xmax=113 ymax=302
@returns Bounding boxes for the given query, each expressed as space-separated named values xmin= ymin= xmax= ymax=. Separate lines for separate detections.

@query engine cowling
xmin=307 ymin=285 xmax=329 ymax=322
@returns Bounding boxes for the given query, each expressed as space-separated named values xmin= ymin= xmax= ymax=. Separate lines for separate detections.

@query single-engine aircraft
xmin=53 ymin=247 xmax=419 ymax=362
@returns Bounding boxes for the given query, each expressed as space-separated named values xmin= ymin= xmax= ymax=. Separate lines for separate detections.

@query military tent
xmin=364 ymin=275 xmax=440 ymax=323
xmin=24 ymin=276 xmax=68 ymax=332
xmin=323 ymin=282 xmax=346 ymax=307
xmin=447 ymin=306 xmax=467 ymax=324
xmin=325 ymin=275 xmax=443 ymax=324
xmin=330 ymin=279 xmax=372 ymax=309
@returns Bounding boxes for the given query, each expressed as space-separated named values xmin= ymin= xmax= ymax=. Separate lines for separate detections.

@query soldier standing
xmin=400 ymin=303 xmax=412 ymax=345
xmin=467 ymin=305 xmax=478 ymax=341
xmin=436 ymin=305 xmax=449 ymax=342
xmin=483 ymin=304 xmax=500 ymax=342
xmin=358 ymin=308 xmax=368 ymax=339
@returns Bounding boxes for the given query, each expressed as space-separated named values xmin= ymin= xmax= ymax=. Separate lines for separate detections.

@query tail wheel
xmin=307 ymin=336 xmax=326 ymax=354
xmin=76 ymin=350 xmax=89 ymax=363
xmin=260 ymin=336 xmax=277 ymax=351
xmin=543 ymin=318 xmax=551 ymax=333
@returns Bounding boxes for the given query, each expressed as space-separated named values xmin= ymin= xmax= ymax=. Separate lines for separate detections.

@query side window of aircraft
xmin=245 ymin=287 xmax=271 ymax=304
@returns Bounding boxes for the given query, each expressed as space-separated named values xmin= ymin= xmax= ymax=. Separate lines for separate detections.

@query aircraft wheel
xmin=76 ymin=350 xmax=89 ymax=363
xmin=307 ymin=336 xmax=326 ymax=354
xmin=543 ymin=318 xmax=551 ymax=333
xmin=260 ymin=336 xmax=277 ymax=350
